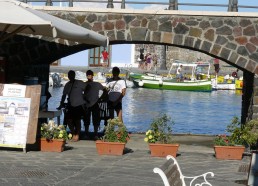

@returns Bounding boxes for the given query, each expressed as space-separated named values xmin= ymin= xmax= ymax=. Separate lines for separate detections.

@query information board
xmin=0 ymin=96 xmax=31 ymax=148
xmin=2 ymin=84 xmax=26 ymax=97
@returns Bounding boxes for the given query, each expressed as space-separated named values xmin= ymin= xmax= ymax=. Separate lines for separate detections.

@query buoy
xmin=138 ymin=80 xmax=144 ymax=87
xmin=240 ymin=81 xmax=243 ymax=87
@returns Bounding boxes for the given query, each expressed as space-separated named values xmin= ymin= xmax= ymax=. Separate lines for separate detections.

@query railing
xmin=19 ymin=0 xmax=258 ymax=12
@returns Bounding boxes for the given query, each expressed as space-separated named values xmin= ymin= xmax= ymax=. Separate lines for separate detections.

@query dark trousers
xmin=84 ymin=102 xmax=100 ymax=135
xmin=65 ymin=105 xmax=84 ymax=135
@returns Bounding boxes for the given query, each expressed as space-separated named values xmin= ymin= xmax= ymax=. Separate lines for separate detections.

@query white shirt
xmin=106 ymin=79 xmax=126 ymax=93
xmin=176 ymin=66 xmax=182 ymax=75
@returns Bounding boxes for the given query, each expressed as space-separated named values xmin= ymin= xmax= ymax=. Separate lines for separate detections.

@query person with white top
xmin=106 ymin=67 xmax=126 ymax=123
xmin=176 ymin=65 xmax=183 ymax=82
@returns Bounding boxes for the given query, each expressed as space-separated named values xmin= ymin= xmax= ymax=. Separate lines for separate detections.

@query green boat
xmin=129 ymin=72 xmax=143 ymax=80
xmin=133 ymin=61 xmax=212 ymax=92
xmin=133 ymin=78 xmax=212 ymax=91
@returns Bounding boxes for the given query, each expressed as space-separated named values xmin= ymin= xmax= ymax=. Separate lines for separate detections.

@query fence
xmin=18 ymin=0 xmax=258 ymax=12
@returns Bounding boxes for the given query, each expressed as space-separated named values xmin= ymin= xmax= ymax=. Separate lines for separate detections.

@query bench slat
xmin=168 ymin=170 xmax=183 ymax=186
xmin=153 ymin=155 xmax=214 ymax=186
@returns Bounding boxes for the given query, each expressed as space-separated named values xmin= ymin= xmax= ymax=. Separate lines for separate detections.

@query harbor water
xmin=48 ymin=86 xmax=242 ymax=135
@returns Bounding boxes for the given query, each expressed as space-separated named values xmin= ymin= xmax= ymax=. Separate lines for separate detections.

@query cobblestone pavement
xmin=0 ymin=134 xmax=250 ymax=186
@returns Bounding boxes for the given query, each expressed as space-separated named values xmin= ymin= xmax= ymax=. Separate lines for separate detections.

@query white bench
xmin=153 ymin=155 xmax=214 ymax=186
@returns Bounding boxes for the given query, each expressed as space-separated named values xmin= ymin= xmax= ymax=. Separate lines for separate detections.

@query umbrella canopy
xmin=0 ymin=0 xmax=108 ymax=46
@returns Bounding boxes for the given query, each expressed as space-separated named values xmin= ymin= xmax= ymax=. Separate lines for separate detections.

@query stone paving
xmin=0 ymin=134 xmax=250 ymax=186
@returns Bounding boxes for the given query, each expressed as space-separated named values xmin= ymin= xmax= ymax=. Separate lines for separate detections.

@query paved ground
xmin=0 ymin=134 xmax=250 ymax=185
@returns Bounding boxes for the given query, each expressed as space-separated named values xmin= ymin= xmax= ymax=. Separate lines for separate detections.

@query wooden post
xmin=121 ymin=0 xmax=125 ymax=9
xmin=168 ymin=0 xmax=178 ymax=10
xmin=228 ymin=0 xmax=238 ymax=12
xmin=107 ymin=0 xmax=114 ymax=8
xmin=45 ymin=0 xmax=52 ymax=6
xmin=68 ymin=0 xmax=73 ymax=7
xmin=232 ymin=0 xmax=238 ymax=12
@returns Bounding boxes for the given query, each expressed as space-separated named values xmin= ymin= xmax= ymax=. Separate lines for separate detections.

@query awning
xmin=0 ymin=0 xmax=108 ymax=46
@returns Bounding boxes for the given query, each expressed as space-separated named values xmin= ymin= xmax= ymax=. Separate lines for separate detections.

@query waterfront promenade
xmin=0 ymin=134 xmax=250 ymax=185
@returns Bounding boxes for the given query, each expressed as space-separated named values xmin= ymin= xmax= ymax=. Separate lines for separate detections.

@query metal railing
xmin=19 ymin=0 xmax=258 ymax=12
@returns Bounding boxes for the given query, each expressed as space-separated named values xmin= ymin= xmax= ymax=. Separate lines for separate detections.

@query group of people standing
xmin=138 ymin=53 xmax=158 ymax=71
xmin=57 ymin=67 xmax=126 ymax=142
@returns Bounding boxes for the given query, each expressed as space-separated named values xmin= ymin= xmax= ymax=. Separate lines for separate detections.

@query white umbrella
xmin=0 ymin=0 xmax=108 ymax=46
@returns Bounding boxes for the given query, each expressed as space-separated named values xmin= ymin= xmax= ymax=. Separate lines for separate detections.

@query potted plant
xmin=40 ymin=120 xmax=72 ymax=152
xmin=95 ymin=117 xmax=130 ymax=155
xmin=214 ymin=116 xmax=258 ymax=160
xmin=144 ymin=113 xmax=179 ymax=157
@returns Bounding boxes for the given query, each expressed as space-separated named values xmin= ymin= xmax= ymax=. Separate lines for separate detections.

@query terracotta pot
xmin=149 ymin=143 xmax=180 ymax=157
xmin=95 ymin=140 xmax=125 ymax=155
xmin=214 ymin=145 xmax=245 ymax=160
xmin=40 ymin=138 xmax=65 ymax=152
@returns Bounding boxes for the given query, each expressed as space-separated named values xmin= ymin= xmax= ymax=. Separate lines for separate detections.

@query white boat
xmin=133 ymin=61 xmax=212 ymax=92
xmin=211 ymin=75 xmax=243 ymax=90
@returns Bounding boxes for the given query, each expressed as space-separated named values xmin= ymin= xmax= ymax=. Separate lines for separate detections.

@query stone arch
xmin=43 ymin=9 xmax=258 ymax=74
xmin=2 ymin=7 xmax=258 ymax=123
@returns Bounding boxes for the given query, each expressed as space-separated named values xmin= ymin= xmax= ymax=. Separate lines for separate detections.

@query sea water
xmin=48 ymin=87 xmax=242 ymax=135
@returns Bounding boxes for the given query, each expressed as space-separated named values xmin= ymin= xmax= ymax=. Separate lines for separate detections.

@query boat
xmin=129 ymin=72 xmax=144 ymax=80
xmin=133 ymin=61 xmax=212 ymax=92
xmin=211 ymin=75 xmax=243 ymax=90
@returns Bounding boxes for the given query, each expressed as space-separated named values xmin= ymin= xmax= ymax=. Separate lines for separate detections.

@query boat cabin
xmin=168 ymin=60 xmax=211 ymax=81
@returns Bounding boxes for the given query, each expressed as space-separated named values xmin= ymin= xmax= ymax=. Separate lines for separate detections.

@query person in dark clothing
xmin=57 ymin=70 xmax=86 ymax=142
xmin=83 ymin=70 xmax=105 ymax=140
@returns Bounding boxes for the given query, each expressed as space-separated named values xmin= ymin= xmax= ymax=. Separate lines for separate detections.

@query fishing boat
xmin=133 ymin=61 xmax=212 ymax=92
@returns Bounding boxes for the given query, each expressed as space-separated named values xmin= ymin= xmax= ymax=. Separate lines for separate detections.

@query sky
xmin=31 ymin=0 xmax=258 ymax=66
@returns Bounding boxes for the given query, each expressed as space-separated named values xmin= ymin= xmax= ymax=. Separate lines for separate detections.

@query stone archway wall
xmin=39 ymin=7 xmax=258 ymax=122
xmin=41 ymin=8 xmax=258 ymax=73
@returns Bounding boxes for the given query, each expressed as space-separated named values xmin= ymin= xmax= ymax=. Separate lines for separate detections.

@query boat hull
xmin=129 ymin=73 xmax=143 ymax=80
xmin=211 ymin=79 xmax=243 ymax=90
xmin=134 ymin=79 xmax=212 ymax=92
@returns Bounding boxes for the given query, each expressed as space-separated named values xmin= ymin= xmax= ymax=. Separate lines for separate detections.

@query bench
xmin=153 ymin=155 xmax=214 ymax=186
xmin=38 ymin=110 xmax=62 ymax=125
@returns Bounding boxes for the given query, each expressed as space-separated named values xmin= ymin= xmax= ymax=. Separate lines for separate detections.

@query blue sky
xmin=31 ymin=0 xmax=258 ymax=66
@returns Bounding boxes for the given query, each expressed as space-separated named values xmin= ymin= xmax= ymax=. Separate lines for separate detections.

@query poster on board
xmin=0 ymin=96 xmax=31 ymax=148
xmin=1 ymin=84 xmax=26 ymax=97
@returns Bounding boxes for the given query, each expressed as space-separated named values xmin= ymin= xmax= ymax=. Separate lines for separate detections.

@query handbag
xmin=107 ymin=80 xmax=121 ymax=107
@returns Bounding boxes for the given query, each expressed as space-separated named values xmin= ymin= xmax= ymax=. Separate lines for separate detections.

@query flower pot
xmin=95 ymin=140 xmax=125 ymax=155
xmin=214 ymin=145 xmax=245 ymax=160
xmin=40 ymin=138 xmax=65 ymax=152
xmin=149 ymin=143 xmax=179 ymax=157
